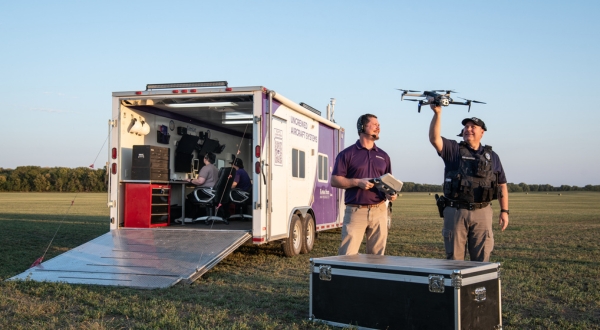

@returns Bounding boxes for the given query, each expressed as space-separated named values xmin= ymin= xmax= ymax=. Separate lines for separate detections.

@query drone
xmin=397 ymin=89 xmax=486 ymax=113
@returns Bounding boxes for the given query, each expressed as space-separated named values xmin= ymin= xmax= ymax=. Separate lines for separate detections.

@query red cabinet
xmin=124 ymin=183 xmax=171 ymax=228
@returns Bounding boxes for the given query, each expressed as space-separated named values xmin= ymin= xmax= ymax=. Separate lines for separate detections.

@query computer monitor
xmin=176 ymin=134 xmax=200 ymax=154
xmin=198 ymin=138 xmax=220 ymax=156
xmin=174 ymin=152 xmax=193 ymax=173
xmin=193 ymin=158 xmax=200 ymax=173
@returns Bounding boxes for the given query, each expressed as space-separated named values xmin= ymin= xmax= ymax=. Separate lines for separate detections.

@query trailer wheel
xmin=282 ymin=215 xmax=302 ymax=257
xmin=300 ymin=214 xmax=315 ymax=254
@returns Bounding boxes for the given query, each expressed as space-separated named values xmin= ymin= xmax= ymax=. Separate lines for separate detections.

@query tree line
xmin=0 ymin=166 xmax=107 ymax=192
xmin=0 ymin=166 xmax=599 ymax=193
xmin=401 ymin=182 xmax=600 ymax=192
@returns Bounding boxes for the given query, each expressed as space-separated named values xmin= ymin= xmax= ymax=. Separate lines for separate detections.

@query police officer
xmin=331 ymin=114 xmax=397 ymax=255
xmin=429 ymin=104 xmax=509 ymax=262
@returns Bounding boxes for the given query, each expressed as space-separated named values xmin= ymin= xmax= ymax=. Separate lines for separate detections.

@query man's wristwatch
xmin=501 ymin=209 xmax=510 ymax=215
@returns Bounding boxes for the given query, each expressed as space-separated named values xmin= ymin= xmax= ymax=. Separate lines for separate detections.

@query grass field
xmin=1 ymin=192 xmax=599 ymax=329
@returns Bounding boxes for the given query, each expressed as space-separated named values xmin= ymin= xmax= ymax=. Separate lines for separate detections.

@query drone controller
xmin=369 ymin=173 xmax=403 ymax=195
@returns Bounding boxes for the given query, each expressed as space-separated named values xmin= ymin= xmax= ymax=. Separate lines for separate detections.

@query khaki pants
xmin=338 ymin=204 xmax=388 ymax=255
xmin=442 ymin=206 xmax=494 ymax=262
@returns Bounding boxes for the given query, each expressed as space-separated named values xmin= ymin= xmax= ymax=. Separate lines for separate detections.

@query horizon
xmin=1 ymin=165 xmax=597 ymax=188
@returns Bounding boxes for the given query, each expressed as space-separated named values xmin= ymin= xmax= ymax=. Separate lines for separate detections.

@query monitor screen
xmin=176 ymin=135 xmax=200 ymax=154
xmin=199 ymin=138 xmax=220 ymax=155
xmin=174 ymin=152 xmax=193 ymax=173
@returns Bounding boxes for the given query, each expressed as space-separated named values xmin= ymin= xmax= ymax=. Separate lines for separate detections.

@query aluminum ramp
xmin=8 ymin=229 xmax=251 ymax=289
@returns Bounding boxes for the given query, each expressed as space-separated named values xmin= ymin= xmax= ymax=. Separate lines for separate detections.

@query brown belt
xmin=346 ymin=200 xmax=386 ymax=209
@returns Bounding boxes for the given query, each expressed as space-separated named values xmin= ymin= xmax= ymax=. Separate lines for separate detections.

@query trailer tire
xmin=300 ymin=214 xmax=315 ymax=254
xmin=282 ymin=215 xmax=302 ymax=257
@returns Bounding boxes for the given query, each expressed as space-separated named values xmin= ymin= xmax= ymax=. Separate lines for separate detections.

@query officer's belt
xmin=346 ymin=200 xmax=386 ymax=209
xmin=444 ymin=200 xmax=490 ymax=210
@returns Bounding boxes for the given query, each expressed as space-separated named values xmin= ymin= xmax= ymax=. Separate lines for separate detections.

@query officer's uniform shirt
xmin=439 ymin=137 xmax=507 ymax=184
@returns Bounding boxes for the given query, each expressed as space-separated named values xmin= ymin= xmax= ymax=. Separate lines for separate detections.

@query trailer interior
xmin=115 ymin=84 xmax=260 ymax=232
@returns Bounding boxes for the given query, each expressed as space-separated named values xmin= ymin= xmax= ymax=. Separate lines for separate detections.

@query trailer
xmin=11 ymin=81 xmax=345 ymax=288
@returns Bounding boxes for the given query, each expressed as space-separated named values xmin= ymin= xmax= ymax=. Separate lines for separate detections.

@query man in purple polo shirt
xmin=331 ymin=114 xmax=397 ymax=255
xmin=429 ymin=104 xmax=509 ymax=262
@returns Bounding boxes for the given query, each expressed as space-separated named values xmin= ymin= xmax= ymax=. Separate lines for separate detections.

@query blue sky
xmin=1 ymin=1 xmax=598 ymax=186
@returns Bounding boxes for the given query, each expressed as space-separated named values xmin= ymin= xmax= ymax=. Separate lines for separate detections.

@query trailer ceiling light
xmin=255 ymin=145 xmax=261 ymax=158
xmin=222 ymin=120 xmax=253 ymax=125
xmin=111 ymin=163 xmax=117 ymax=175
xmin=146 ymin=81 xmax=228 ymax=90
xmin=224 ymin=112 xmax=252 ymax=120
xmin=166 ymin=102 xmax=238 ymax=108
xmin=112 ymin=148 xmax=117 ymax=159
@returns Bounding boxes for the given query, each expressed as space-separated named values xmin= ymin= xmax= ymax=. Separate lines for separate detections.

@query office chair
xmin=191 ymin=167 xmax=236 ymax=225
xmin=228 ymin=188 xmax=252 ymax=221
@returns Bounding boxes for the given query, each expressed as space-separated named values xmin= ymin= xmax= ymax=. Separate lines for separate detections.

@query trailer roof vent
xmin=146 ymin=81 xmax=228 ymax=90
xmin=299 ymin=102 xmax=322 ymax=116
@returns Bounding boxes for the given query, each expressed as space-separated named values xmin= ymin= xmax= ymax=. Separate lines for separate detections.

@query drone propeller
xmin=397 ymin=89 xmax=421 ymax=101
xmin=404 ymin=99 xmax=420 ymax=102
xmin=432 ymin=90 xmax=457 ymax=94
xmin=456 ymin=97 xmax=486 ymax=112
xmin=458 ymin=97 xmax=486 ymax=104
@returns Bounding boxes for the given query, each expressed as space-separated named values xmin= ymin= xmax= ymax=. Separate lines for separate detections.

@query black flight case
xmin=310 ymin=254 xmax=502 ymax=330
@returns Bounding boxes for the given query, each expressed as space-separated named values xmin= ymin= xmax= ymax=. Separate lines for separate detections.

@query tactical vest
xmin=443 ymin=142 xmax=498 ymax=203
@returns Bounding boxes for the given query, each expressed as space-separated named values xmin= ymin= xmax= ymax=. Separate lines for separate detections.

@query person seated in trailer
xmin=188 ymin=152 xmax=218 ymax=188
xmin=185 ymin=152 xmax=218 ymax=218
xmin=228 ymin=157 xmax=252 ymax=218
xmin=230 ymin=158 xmax=252 ymax=192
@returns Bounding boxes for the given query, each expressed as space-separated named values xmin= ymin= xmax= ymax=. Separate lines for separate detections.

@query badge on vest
xmin=485 ymin=153 xmax=491 ymax=160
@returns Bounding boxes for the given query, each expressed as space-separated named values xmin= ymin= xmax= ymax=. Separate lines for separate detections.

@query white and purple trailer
xmin=11 ymin=81 xmax=346 ymax=288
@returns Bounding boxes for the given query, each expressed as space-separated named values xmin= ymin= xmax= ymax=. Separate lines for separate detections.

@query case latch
xmin=319 ymin=265 xmax=332 ymax=281
xmin=473 ymin=287 xmax=487 ymax=302
xmin=428 ymin=275 xmax=445 ymax=293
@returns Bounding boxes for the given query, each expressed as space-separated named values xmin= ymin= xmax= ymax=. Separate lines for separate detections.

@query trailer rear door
xmin=9 ymin=229 xmax=250 ymax=289
xmin=269 ymin=116 xmax=288 ymax=238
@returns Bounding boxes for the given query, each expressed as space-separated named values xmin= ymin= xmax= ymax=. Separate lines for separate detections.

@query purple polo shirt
xmin=234 ymin=167 xmax=252 ymax=192
xmin=439 ymin=137 xmax=507 ymax=184
xmin=332 ymin=140 xmax=392 ymax=205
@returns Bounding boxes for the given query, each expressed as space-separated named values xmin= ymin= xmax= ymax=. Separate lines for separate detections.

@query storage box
xmin=132 ymin=145 xmax=170 ymax=165
xmin=310 ymin=255 xmax=502 ymax=330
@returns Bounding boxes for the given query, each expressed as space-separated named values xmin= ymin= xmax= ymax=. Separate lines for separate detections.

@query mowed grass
xmin=1 ymin=192 xmax=599 ymax=329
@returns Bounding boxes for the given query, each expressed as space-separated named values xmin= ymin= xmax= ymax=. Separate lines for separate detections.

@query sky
xmin=1 ymin=0 xmax=598 ymax=187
